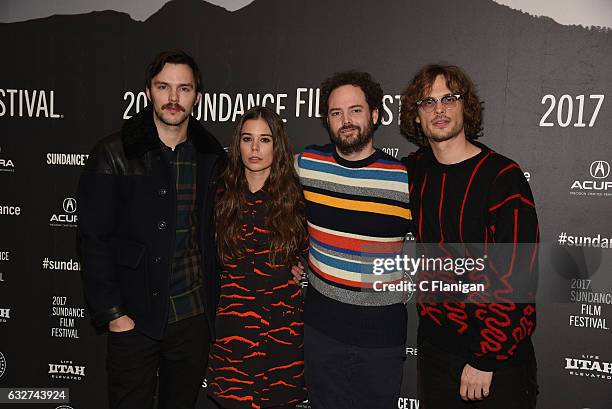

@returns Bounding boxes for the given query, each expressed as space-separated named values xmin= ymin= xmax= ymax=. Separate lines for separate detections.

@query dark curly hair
xmin=400 ymin=64 xmax=483 ymax=147
xmin=319 ymin=70 xmax=384 ymax=130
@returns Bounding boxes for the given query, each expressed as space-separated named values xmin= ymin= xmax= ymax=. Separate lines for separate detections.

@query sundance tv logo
xmin=49 ymin=360 xmax=85 ymax=381
xmin=49 ymin=198 xmax=77 ymax=228
xmin=570 ymin=160 xmax=612 ymax=197
xmin=565 ymin=354 xmax=612 ymax=382
xmin=46 ymin=153 xmax=89 ymax=166
xmin=0 ymin=146 xmax=15 ymax=172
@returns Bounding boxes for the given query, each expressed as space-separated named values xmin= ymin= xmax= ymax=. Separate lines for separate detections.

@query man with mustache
xmin=294 ymin=71 xmax=412 ymax=408
xmin=400 ymin=65 xmax=539 ymax=408
xmin=77 ymin=50 xmax=225 ymax=409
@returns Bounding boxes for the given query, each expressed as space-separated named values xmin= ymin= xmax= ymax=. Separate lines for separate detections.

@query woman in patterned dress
xmin=209 ymin=106 xmax=308 ymax=409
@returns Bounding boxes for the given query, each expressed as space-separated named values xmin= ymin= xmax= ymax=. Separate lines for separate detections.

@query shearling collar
xmin=121 ymin=105 xmax=225 ymax=159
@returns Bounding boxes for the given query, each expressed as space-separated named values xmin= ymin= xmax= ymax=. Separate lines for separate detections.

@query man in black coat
xmin=77 ymin=49 xmax=225 ymax=409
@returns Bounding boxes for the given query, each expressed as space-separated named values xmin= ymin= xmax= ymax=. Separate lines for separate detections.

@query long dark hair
xmin=215 ymin=106 xmax=307 ymax=264
xmin=400 ymin=64 xmax=483 ymax=147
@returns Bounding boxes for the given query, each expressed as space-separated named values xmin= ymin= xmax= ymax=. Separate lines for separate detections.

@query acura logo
xmin=590 ymin=161 xmax=610 ymax=179
xmin=62 ymin=198 xmax=77 ymax=214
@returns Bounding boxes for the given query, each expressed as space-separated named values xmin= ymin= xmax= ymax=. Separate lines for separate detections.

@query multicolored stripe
xmin=296 ymin=145 xmax=411 ymax=306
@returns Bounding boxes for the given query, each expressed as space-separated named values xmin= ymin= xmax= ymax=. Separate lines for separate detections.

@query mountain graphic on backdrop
xmin=1 ymin=0 xmax=609 ymax=146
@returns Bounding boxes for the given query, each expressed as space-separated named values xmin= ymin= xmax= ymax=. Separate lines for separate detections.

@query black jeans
xmin=107 ymin=314 xmax=210 ymax=409
xmin=304 ymin=324 xmax=405 ymax=409
xmin=417 ymin=340 xmax=538 ymax=409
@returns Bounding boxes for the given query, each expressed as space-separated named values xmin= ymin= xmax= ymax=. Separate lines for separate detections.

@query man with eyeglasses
xmin=400 ymin=65 xmax=539 ymax=409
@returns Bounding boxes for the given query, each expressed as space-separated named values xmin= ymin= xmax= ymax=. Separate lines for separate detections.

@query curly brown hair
xmin=400 ymin=64 xmax=483 ymax=147
xmin=215 ymin=106 xmax=307 ymax=265
xmin=319 ymin=70 xmax=384 ymax=130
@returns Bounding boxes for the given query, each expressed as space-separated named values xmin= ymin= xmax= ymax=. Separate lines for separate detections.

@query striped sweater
xmin=295 ymin=144 xmax=412 ymax=347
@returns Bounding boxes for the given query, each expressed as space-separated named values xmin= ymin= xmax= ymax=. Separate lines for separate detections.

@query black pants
xmin=107 ymin=314 xmax=211 ymax=409
xmin=417 ymin=340 xmax=538 ymax=409
xmin=304 ymin=324 xmax=405 ymax=409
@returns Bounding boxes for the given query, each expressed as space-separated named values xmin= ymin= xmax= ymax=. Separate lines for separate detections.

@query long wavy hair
xmin=400 ymin=64 xmax=483 ymax=147
xmin=215 ymin=106 xmax=307 ymax=264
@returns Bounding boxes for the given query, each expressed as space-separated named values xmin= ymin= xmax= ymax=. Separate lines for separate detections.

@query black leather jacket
xmin=77 ymin=106 xmax=225 ymax=340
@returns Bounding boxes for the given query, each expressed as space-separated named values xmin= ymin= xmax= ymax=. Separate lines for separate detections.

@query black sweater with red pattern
xmin=402 ymin=140 xmax=539 ymax=372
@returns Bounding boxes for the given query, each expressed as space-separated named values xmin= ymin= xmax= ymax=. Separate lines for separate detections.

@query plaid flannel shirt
xmin=162 ymin=139 xmax=206 ymax=323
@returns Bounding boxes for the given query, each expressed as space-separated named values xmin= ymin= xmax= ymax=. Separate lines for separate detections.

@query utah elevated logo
xmin=48 ymin=360 xmax=86 ymax=381
xmin=565 ymin=354 xmax=612 ymax=382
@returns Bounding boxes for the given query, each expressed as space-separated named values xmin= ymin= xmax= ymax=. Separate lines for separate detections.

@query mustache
xmin=161 ymin=103 xmax=186 ymax=112
xmin=340 ymin=124 xmax=359 ymax=132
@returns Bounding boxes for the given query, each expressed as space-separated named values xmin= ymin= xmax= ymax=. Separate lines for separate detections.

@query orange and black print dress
xmin=209 ymin=189 xmax=307 ymax=409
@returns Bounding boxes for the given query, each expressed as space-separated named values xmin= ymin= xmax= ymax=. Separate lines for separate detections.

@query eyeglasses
xmin=416 ymin=94 xmax=462 ymax=113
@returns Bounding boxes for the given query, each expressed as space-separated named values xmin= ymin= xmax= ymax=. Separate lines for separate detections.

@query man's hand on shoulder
xmin=108 ymin=315 xmax=135 ymax=333
xmin=460 ymin=363 xmax=493 ymax=401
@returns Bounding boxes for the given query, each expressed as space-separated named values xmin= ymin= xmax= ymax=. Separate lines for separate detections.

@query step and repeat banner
xmin=1 ymin=0 xmax=611 ymax=408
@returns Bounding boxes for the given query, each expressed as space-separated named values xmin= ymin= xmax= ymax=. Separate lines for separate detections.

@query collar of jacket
xmin=121 ymin=105 xmax=225 ymax=159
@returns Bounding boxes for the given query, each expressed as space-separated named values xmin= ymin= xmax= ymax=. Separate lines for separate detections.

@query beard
xmin=154 ymin=102 xmax=189 ymax=127
xmin=329 ymin=119 xmax=374 ymax=156
xmin=424 ymin=115 xmax=464 ymax=144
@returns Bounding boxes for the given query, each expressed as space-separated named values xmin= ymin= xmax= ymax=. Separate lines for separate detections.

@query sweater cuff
xmin=467 ymin=356 xmax=497 ymax=372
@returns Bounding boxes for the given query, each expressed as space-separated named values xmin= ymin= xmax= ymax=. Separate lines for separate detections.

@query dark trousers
xmin=304 ymin=324 xmax=405 ymax=409
xmin=417 ymin=340 xmax=538 ymax=409
xmin=107 ymin=314 xmax=211 ymax=409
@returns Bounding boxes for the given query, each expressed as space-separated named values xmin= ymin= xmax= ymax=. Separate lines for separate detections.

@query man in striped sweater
xmin=294 ymin=71 xmax=412 ymax=408
xmin=400 ymin=65 xmax=539 ymax=409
